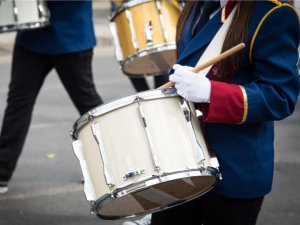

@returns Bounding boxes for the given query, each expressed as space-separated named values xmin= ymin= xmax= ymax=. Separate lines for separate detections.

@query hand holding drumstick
xmin=158 ymin=43 xmax=245 ymax=103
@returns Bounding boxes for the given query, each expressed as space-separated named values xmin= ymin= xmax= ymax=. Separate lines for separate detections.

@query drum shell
xmin=71 ymin=90 xmax=220 ymax=219
xmin=109 ymin=0 xmax=181 ymax=76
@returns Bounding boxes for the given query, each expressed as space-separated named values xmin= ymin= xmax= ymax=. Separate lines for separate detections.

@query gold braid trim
xmin=221 ymin=5 xmax=226 ymax=23
xmin=268 ymin=0 xmax=281 ymax=6
xmin=238 ymin=85 xmax=248 ymax=124
xmin=249 ymin=3 xmax=299 ymax=64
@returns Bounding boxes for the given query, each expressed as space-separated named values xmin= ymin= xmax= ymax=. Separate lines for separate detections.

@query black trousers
xmin=0 ymin=44 xmax=103 ymax=182
xmin=129 ymin=74 xmax=169 ymax=92
xmin=151 ymin=192 xmax=264 ymax=225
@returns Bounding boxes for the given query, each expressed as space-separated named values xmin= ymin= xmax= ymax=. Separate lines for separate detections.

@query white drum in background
xmin=70 ymin=89 xmax=221 ymax=219
xmin=0 ymin=0 xmax=49 ymax=33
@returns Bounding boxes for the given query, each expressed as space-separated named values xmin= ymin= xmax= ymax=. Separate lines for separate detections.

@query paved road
xmin=0 ymin=2 xmax=300 ymax=225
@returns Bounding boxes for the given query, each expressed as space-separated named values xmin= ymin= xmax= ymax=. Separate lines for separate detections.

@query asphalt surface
xmin=0 ymin=2 xmax=300 ymax=225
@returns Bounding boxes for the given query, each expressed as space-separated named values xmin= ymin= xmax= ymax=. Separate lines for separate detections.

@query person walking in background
xmin=150 ymin=0 xmax=300 ymax=225
xmin=128 ymin=75 xmax=169 ymax=92
xmin=0 ymin=0 xmax=103 ymax=194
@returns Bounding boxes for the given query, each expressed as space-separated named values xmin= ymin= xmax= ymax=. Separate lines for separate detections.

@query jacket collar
xmin=177 ymin=9 xmax=223 ymax=63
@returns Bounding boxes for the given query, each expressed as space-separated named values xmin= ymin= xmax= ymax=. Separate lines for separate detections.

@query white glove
xmin=169 ymin=64 xmax=211 ymax=103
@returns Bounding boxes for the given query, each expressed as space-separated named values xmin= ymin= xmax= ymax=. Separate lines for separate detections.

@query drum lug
xmin=197 ymin=161 xmax=206 ymax=168
xmin=88 ymin=201 xmax=96 ymax=214
xmin=155 ymin=0 xmax=168 ymax=43
xmin=209 ymin=157 xmax=222 ymax=180
xmin=37 ymin=0 xmax=50 ymax=21
xmin=144 ymin=22 xmax=154 ymax=47
xmin=123 ymin=168 xmax=146 ymax=181
xmin=136 ymin=98 xmax=161 ymax=175
xmin=179 ymin=99 xmax=206 ymax=164
xmin=91 ymin=122 xmax=116 ymax=187
xmin=126 ymin=9 xmax=139 ymax=50
xmin=207 ymin=166 xmax=222 ymax=180
xmin=109 ymin=22 xmax=124 ymax=61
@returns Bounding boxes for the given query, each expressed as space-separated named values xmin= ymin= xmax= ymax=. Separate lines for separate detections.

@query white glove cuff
xmin=203 ymin=79 xmax=211 ymax=103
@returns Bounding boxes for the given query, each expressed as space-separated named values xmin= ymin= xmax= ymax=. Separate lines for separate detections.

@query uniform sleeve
xmin=202 ymin=4 xmax=300 ymax=124
xmin=201 ymin=81 xmax=246 ymax=123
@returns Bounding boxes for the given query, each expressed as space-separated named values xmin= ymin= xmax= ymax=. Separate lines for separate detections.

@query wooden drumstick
xmin=157 ymin=43 xmax=246 ymax=89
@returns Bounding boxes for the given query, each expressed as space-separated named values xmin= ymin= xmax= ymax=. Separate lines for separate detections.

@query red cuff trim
xmin=202 ymin=81 xmax=246 ymax=124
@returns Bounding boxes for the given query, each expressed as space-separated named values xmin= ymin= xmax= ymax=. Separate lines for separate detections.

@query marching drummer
xmin=151 ymin=1 xmax=300 ymax=225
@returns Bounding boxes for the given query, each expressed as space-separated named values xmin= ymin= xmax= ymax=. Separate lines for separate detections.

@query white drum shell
xmin=71 ymin=90 xmax=220 ymax=218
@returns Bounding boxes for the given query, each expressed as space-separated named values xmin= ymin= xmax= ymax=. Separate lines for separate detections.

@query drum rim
xmin=120 ymin=44 xmax=176 ymax=76
xmin=108 ymin=0 xmax=154 ymax=21
xmin=0 ymin=21 xmax=49 ymax=33
xmin=93 ymin=168 xmax=219 ymax=219
xmin=70 ymin=88 xmax=178 ymax=139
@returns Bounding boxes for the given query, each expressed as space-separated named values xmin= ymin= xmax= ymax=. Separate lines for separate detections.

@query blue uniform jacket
xmin=15 ymin=0 xmax=96 ymax=55
xmin=177 ymin=0 xmax=300 ymax=198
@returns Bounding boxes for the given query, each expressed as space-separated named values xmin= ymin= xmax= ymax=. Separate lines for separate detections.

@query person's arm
xmin=201 ymin=4 xmax=300 ymax=124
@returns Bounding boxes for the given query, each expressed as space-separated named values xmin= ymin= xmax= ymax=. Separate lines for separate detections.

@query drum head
xmin=95 ymin=175 xmax=217 ymax=219
xmin=123 ymin=49 xmax=177 ymax=77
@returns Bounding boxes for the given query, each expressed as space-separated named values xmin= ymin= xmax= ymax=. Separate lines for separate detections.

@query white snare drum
xmin=109 ymin=0 xmax=181 ymax=77
xmin=0 ymin=0 xmax=49 ymax=33
xmin=70 ymin=89 xmax=221 ymax=219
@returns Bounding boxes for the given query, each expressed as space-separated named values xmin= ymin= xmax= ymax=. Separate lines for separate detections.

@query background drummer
xmin=0 ymin=0 xmax=103 ymax=194
xmin=110 ymin=0 xmax=169 ymax=93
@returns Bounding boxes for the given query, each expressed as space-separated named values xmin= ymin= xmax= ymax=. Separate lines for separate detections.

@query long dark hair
xmin=176 ymin=1 xmax=256 ymax=80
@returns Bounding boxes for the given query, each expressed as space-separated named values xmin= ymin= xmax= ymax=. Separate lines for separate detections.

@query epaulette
xmin=268 ymin=0 xmax=282 ymax=6
xmin=249 ymin=0 xmax=299 ymax=64
xmin=267 ymin=0 xmax=299 ymax=17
